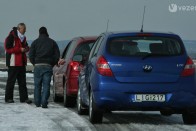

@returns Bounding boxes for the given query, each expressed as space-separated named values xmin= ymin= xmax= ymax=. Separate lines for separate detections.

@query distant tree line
xmin=0 ymin=45 xmax=5 ymax=58
xmin=0 ymin=40 xmax=196 ymax=59
xmin=0 ymin=40 xmax=69 ymax=58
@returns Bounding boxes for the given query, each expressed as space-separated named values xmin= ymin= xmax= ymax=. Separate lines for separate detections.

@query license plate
xmin=132 ymin=94 xmax=165 ymax=102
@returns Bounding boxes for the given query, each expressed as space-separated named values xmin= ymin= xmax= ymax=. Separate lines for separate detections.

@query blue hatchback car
xmin=76 ymin=31 xmax=196 ymax=124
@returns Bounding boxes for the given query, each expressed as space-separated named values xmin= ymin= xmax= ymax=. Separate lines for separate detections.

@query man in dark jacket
xmin=4 ymin=23 xmax=32 ymax=104
xmin=29 ymin=27 xmax=60 ymax=108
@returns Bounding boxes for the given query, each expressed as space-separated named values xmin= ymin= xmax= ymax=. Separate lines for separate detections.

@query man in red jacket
xmin=4 ymin=23 xmax=32 ymax=104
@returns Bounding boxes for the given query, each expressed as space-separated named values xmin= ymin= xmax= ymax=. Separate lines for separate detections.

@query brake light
xmin=70 ymin=61 xmax=80 ymax=71
xmin=137 ymin=33 xmax=152 ymax=37
xmin=181 ymin=57 xmax=195 ymax=76
xmin=96 ymin=56 xmax=113 ymax=76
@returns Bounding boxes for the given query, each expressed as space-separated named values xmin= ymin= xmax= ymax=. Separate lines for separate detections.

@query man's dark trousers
xmin=5 ymin=66 xmax=28 ymax=102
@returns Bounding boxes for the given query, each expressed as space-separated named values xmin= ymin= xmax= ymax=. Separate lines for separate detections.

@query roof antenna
xmin=140 ymin=6 xmax=146 ymax=33
xmin=106 ymin=19 xmax=109 ymax=32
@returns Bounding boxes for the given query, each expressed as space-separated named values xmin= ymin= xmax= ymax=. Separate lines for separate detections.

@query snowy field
xmin=0 ymin=61 xmax=33 ymax=72
xmin=0 ymin=72 xmax=196 ymax=130
xmin=0 ymin=61 xmax=32 ymax=66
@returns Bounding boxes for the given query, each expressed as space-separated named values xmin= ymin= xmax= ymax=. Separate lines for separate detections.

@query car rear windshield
xmin=107 ymin=36 xmax=183 ymax=57
xmin=74 ymin=42 xmax=94 ymax=57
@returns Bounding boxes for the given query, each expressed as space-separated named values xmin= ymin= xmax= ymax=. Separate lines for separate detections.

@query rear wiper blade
xmin=142 ymin=53 xmax=169 ymax=60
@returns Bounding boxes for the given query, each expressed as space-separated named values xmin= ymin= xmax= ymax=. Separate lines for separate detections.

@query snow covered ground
xmin=0 ymin=72 xmax=196 ymax=131
xmin=0 ymin=96 xmax=94 ymax=131
xmin=0 ymin=71 xmax=7 ymax=77
xmin=0 ymin=61 xmax=33 ymax=66
xmin=0 ymin=71 xmax=33 ymax=78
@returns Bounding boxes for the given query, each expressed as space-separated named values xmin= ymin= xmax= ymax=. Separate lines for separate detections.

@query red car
xmin=53 ymin=36 xmax=97 ymax=107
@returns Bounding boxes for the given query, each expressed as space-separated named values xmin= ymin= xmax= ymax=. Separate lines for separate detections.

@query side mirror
xmin=73 ymin=55 xmax=83 ymax=62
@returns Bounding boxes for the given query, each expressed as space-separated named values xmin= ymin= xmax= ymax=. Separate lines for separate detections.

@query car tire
xmin=89 ymin=90 xmax=103 ymax=123
xmin=182 ymin=112 xmax=196 ymax=125
xmin=77 ymin=88 xmax=88 ymax=115
xmin=53 ymin=78 xmax=61 ymax=102
xmin=63 ymin=84 xmax=76 ymax=107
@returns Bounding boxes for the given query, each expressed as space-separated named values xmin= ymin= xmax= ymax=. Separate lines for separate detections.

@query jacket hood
xmin=10 ymin=27 xmax=18 ymax=38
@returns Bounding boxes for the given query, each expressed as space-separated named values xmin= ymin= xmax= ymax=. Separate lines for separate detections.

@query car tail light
xmin=137 ymin=33 xmax=152 ymax=37
xmin=181 ymin=57 xmax=195 ymax=76
xmin=96 ymin=56 xmax=113 ymax=76
xmin=70 ymin=61 xmax=80 ymax=71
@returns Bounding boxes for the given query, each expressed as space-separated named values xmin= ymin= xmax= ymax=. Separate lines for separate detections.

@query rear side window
xmin=88 ymin=36 xmax=104 ymax=60
xmin=61 ymin=41 xmax=72 ymax=59
xmin=64 ymin=40 xmax=77 ymax=59
xmin=107 ymin=36 xmax=183 ymax=57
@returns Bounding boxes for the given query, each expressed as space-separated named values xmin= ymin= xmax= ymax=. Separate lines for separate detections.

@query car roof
xmin=102 ymin=31 xmax=181 ymax=39
xmin=72 ymin=36 xmax=97 ymax=41
xmin=67 ymin=36 xmax=97 ymax=49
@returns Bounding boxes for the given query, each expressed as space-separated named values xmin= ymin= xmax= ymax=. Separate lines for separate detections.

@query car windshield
xmin=107 ymin=36 xmax=183 ymax=57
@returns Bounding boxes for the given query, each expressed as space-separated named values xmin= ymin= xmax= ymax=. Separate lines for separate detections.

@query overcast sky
xmin=0 ymin=0 xmax=195 ymax=42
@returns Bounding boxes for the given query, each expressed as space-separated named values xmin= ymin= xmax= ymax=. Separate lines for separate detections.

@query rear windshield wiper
xmin=142 ymin=53 xmax=170 ymax=60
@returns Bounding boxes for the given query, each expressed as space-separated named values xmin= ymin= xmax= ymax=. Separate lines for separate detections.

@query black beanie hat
xmin=39 ymin=27 xmax=49 ymax=37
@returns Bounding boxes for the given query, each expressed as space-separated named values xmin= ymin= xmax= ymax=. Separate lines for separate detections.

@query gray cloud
xmin=0 ymin=0 xmax=195 ymax=41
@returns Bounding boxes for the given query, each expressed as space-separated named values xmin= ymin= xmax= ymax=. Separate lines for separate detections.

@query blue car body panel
xmin=79 ymin=31 xmax=196 ymax=112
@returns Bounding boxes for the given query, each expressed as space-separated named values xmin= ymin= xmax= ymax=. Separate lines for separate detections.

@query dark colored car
xmin=53 ymin=36 xmax=97 ymax=107
xmin=77 ymin=31 xmax=196 ymax=124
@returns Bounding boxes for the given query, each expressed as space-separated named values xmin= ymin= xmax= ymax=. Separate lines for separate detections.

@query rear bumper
xmin=54 ymin=74 xmax=64 ymax=97
xmin=54 ymin=74 xmax=78 ymax=97
xmin=92 ymin=75 xmax=196 ymax=111
xmin=93 ymin=90 xmax=196 ymax=111
xmin=67 ymin=75 xmax=79 ymax=96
